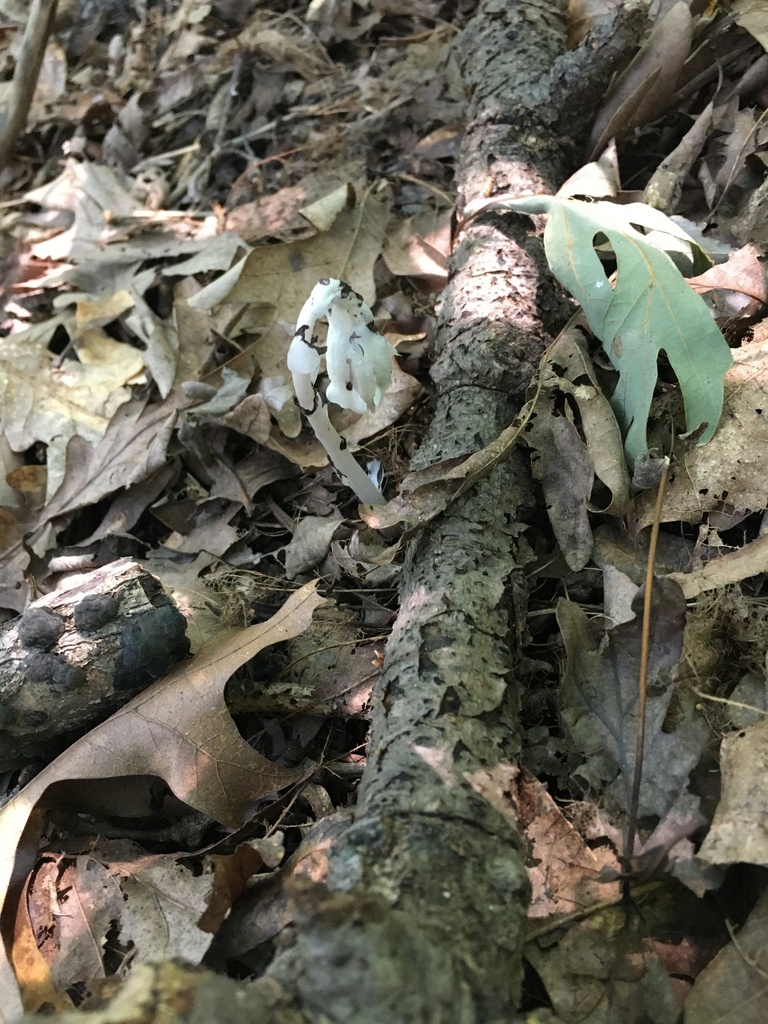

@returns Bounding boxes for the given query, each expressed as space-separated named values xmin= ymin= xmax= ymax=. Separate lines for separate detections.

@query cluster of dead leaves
xmin=0 ymin=0 xmax=464 ymax=1016
xmin=4 ymin=0 xmax=768 ymax=1021
xmin=504 ymin=4 xmax=768 ymax=1020
xmin=0 ymin=0 xmax=462 ymax=620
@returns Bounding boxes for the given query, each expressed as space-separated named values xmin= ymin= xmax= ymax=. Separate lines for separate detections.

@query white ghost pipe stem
xmin=288 ymin=279 xmax=396 ymax=505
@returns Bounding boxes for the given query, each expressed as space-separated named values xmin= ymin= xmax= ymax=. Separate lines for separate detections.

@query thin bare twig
xmin=0 ymin=0 xmax=58 ymax=171
xmin=625 ymin=456 xmax=670 ymax=872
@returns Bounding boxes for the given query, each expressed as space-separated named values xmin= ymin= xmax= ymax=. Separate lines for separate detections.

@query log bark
xmin=0 ymin=558 xmax=189 ymax=773
xmin=235 ymin=3 xmax=652 ymax=1022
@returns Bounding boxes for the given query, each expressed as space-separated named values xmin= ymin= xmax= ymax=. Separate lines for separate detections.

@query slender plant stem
xmin=625 ymin=457 xmax=670 ymax=871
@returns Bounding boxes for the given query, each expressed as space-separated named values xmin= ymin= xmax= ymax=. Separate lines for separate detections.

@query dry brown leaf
xmin=0 ymin=581 xmax=323 ymax=1018
xmin=557 ymin=583 xmax=708 ymax=819
xmin=528 ymin=403 xmax=594 ymax=572
xmin=76 ymin=463 xmax=177 ymax=547
xmin=381 ymin=208 xmax=451 ymax=282
xmin=115 ymin=856 xmax=217 ymax=965
xmin=159 ymin=500 xmax=240 ymax=556
xmin=632 ymin=338 xmax=768 ymax=531
xmin=212 ymin=394 xmax=272 ymax=445
xmin=666 ymin=531 xmax=768 ymax=599
xmin=0 ymin=392 xmax=194 ymax=604
xmin=11 ymin=841 xmax=75 ymax=1014
xmin=23 ymin=855 xmax=123 ymax=1002
xmin=299 ymin=183 xmax=355 ymax=233
xmin=645 ymin=100 xmax=717 ymax=212
xmin=548 ymin=329 xmax=630 ymax=514
xmin=588 ymin=3 xmax=692 ymax=159
xmin=208 ymin=814 xmax=349 ymax=964
xmin=524 ymin=328 xmax=630 ymax=570
xmin=698 ymin=717 xmax=768 ymax=867
xmin=515 ymin=771 xmax=621 ymax=919
xmin=199 ymin=834 xmax=286 ymax=932
xmin=284 ymin=512 xmax=343 ymax=580
xmin=42 ymin=394 xmax=186 ymax=516
xmin=75 ymin=291 xmax=135 ymax=330
xmin=0 ymin=327 xmax=135 ymax=499
xmin=224 ymin=170 xmax=363 ymax=242
xmin=687 ymin=244 xmax=768 ymax=304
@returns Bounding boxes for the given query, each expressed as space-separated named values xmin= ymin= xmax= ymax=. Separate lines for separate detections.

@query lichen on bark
xmin=239 ymin=3 xmax=653 ymax=1022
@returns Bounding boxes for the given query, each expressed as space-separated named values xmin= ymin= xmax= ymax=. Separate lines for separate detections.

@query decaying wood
xmin=0 ymin=558 xmax=189 ymax=772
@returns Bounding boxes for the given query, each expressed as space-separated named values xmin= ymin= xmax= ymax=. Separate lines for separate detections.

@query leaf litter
xmin=4 ymin=0 xmax=768 ymax=1019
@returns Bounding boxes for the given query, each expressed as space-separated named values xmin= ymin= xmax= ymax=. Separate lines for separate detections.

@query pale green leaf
xmin=507 ymin=196 xmax=733 ymax=460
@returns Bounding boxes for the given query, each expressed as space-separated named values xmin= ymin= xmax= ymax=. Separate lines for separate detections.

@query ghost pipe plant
xmin=288 ymin=278 xmax=396 ymax=504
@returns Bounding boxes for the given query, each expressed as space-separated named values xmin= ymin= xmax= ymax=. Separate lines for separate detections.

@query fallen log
xmin=0 ymin=558 xmax=189 ymax=773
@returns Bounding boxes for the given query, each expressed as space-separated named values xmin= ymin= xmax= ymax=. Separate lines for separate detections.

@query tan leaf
xmin=0 ymin=582 xmax=324 ymax=1017
xmin=698 ymin=717 xmax=768 ymax=867
xmin=189 ymin=191 xmax=391 ymax=390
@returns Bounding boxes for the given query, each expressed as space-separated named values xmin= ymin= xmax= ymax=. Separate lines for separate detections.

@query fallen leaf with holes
xmin=17 ymin=833 xmax=285 ymax=1005
xmin=632 ymin=339 xmax=768 ymax=530
xmin=20 ymin=854 xmax=124 ymax=1000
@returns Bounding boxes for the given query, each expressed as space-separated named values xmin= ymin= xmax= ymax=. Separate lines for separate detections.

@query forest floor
xmin=1 ymin=1 xmax=768 ymax=1021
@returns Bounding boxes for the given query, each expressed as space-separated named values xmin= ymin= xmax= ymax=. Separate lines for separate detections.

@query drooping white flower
xmin=287 ymin=279 xmax=396 ymax=504
xmin=288 ymin=279 xmax=395 ymax=414
xmin=325 ymin=304 xmax=395 ymax=414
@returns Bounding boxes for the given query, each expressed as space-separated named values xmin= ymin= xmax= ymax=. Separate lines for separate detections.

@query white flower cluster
xmin=288 ymin=279 xmax=395 ymax=415
xmin=287 ymin=279 xmax=396 ymax=504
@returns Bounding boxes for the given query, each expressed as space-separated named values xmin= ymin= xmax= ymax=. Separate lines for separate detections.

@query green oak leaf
xmin=504 ymin=195 xmax=733 ymax=461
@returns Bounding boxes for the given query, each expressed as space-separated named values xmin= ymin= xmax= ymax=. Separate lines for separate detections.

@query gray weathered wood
xmin=0 ymin=558 xmax=189 ymax=772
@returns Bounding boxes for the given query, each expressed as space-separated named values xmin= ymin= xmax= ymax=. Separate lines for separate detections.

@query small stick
xmin=624 ymin=456 xmax=670 ymax=875
xmin=0 ymin=0 xmax=58 ymax=170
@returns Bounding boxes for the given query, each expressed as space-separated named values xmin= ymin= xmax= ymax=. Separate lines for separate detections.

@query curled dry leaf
xmin=588 ymin=2 xmax=693 ymax=159
xmin=526 ymin=327 xmax=631 ymax=572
